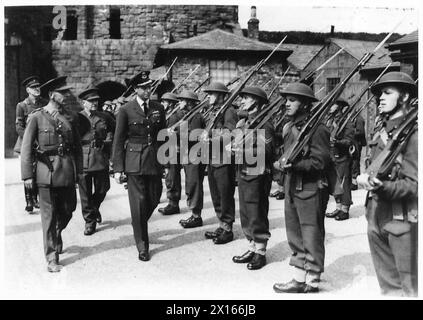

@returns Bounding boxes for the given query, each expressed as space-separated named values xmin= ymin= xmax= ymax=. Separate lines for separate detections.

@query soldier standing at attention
xmin=202 ymin=82 xmax=238 ymax=244
xmin=20 ymin=76 xmax=83 ymax=272
xmin=78 ymin=88 xmax=116 ymax=236
xmin=273 ymin=83 xmax=330 ymax=293
xmin=357 ymin=72 xmax=418 ymax=296
xmin=158 ymin=92 xmax=183 ymax=215
xmin=177 ymin=90 xmax=206 ymax=228
xmin=15 ymin=76 xmax=47 ymax=213
xmin=231 ymin=86 xmax=274 ymax=270
xmin=113 ymin=71 xmax=165 ymax=262
xmin=325 ymin=98 xmax=355 ymax=221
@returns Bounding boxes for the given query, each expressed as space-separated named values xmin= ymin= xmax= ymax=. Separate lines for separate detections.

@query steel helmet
xmin=161 ymin=92 xmax=179 ymax=103
xmin=239 ymin=86 xmax=269 ymax=104
xmin=203 ymin=82 xmax=229 ymax=94
xmin=177 ymin=90 xmax=200 ymax=102
xmin=371 ymin=71 xmax=417 ymax=97
xmin=280 ymin=82 xmax=318 ymax=102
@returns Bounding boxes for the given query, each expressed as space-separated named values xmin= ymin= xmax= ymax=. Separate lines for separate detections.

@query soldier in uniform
xmin=202 ymin=82 xmax=238 ymax=244
xmin=325 ymin=98 xmax=355 ymax=221
xmin=78 ymin=88 xmax=116 ymax=235
xmin=20 ymin=76 xmax=83 ymax=272
xmin=357 ymin=72 xmax=418 ymax=296
xmin=15 ymin=76 xmax=47 ymax=213
xmin=231 ymin=86 xmax=274 ymax=270
xmin=113 ymin=70 xmax=165 ymax=261
xmin=103 ymin=100 xmax=114 ymax=118
xmin=158 ymin=92 xmax=183 ymax=215
xmin=177 ymin=90 xmax=207 ymax=228
xmin=273 ymin=83 xmax=330 ymax=293
xmin=351 ymin=112 xmax=366 ymax=190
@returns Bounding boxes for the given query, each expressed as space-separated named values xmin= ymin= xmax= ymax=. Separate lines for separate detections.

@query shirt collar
xmin=136 ymin=96 xmax=148 ymax=110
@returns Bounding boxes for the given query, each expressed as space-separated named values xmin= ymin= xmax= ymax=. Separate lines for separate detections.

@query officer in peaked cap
xmin=202 ymin=82 xmax=238 ymax=245
xmin=20 ymin=76 xmax=83 ymax=272
xmin=158 ymin=91 xmax=183 ymax=216
xmin=357 ymin=71 xmax=418 ymax=296
xmin=273 ymin=82 xmax=330 ymax=293
xmin=77 ymin=88 xmax=115 ymax=236
xmin=112 ymin=70 xmax=166 ymax=262
xmin=15 ymin=76 xmax=47 ymax=214
xmin=230 ymin=86 xmax=274 ymax=270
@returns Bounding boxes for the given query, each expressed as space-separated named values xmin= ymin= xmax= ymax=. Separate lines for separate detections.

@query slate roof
xmin=387 ymin=30 xmax=418 ymax=48
xmin=283 ymin=44 xmax=323 ymax=70
xmin=329 ymin=38 xmax=393 ymax=70
xmin=160 ymin=29 xmax=291 ymax=55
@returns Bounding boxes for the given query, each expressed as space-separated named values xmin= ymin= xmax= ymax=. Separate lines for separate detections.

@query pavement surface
xmin=2 ymin=157 xmax=382 ymax=299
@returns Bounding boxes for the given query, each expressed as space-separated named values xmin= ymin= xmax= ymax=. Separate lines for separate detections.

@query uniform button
xmin=44 ymin=129 xmax=48 ymax=132
xmin=133 ymin=122 xmax=136 ymax=125
xmin=129 ymin=148 xmax=133 ymax=151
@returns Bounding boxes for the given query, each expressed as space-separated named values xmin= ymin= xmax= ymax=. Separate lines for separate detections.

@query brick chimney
xmin=247 ymin=6 xmax=259 ymax=40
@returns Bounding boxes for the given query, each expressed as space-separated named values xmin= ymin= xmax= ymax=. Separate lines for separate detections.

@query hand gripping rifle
xmin=276 ymin=28 xmax=399 ymax=170
xmin=204 ymin=36 xmax=287 ymax=135
xmin=366 ymin=107 xmax=417 ymax=180
xmin=334 ymin=62 xmax=392 ymax=140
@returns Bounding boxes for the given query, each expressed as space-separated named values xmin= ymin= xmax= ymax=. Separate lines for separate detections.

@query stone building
xmin=386 ymin=30 xmax=418 ymax=79
xmin=51 ymin=5 xmax=240 ymax=100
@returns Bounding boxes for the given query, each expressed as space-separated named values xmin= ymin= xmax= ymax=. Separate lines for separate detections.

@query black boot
xmin=24 ymin=186 xmax=34 ymax=213
xmin=159 ymin=204 xmax=180 ymax=215
xmin=180 ymin=215 xmax=203 ymax=228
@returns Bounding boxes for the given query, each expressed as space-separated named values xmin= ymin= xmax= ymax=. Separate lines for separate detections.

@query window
xmin=64 ymin=10 xmax=78 ymax=40
xmin=209 ymin=60 xmax=237 ymax=85
xmin=109 ymin=8 xmax=121 ymax=39
xmin=327 ymin=77 xmax=340 ymax=94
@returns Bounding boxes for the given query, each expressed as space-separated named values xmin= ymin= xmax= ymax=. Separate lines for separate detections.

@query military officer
xmin=231 ymin=86 xmax=274 ymax=270
xmin=15 ymin=76 xmax=47 ymax=213
xmin=113 ymin=70 xmax=165 ymax=261
xmin=273 ymin=83 xmax=330 ymax=293
xmin=202 ymin=82 xmax=238 ymax=244
xmin=78 ymin=88 xmax=116 ymax=235
xmin=21 ymin=76 xmax=83 ymax=272
xmin=325 ymin=98 xmax=355 ymax=221
xmin=357 ymin=71 xmax=418 ymax=296
xmin=176 ymin=90 xmax=207 ymax=228
xmin=158 ymin=92 xmax=183 ymax=215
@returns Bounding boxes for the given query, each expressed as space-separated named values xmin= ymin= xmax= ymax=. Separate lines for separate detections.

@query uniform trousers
xmin=165 ymin=163 xmax=182 ymax=206
xmin=333 ymin=159 xmax=352 ymax=207
xmin=238 ymin=173 xmax=272 ymax=244
xmin=285 ymin=179 xmax=329 ymax=274
xmin=78 ymin=170 xmax=110 ymax=227
xmin=127 ymin=174 xmax=162 ymax=253
xmin=38 ymin=186 xmax=76 ymax=262
xmin=208 ymin=164 xmax=236 ymax=230
xmin=366 ymin=196 xmax=418 ymax=296
xmin=183 ymin=163 xmax=206 ymax=215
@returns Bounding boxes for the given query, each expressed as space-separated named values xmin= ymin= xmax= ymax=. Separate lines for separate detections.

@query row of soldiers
xmin=17 ymin=67 xmax=417 ymax=296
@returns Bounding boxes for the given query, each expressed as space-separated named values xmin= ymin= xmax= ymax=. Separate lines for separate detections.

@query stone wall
xmin=67 ymin=5 xmax=238 ymax=41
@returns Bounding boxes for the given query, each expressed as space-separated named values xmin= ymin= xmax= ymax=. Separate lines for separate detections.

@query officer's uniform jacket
xmin=21 ymin=107 xmax=83 ymax=187
xmin=79 ymin=110 xmax=115 ymax=172
xmin=14 ymin=97 xmax=47 ymax=153
xmin=283 ymin=112 xmax=331 ymax=194
xmin=366 ymin=114 xmax=418 ymax=223
xmin=207 ymin=105 xmax=238 ymax=168
xmin=236 ymin=112 xmax=275 ymax=181
xmin=112 ymin=98 xmax=166 ymax=175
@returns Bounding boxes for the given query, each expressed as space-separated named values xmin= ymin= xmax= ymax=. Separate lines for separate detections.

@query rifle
xmin=168 ymin=98 xmax=209 ymax=132
xmin=268 ymin=67 xmax=291 ymax=100
xmin=366 ymin=107 xmax=417 ymax=180
xmin=300 ymin=47 xmax=344 ymax=85
xmin=277 ymin=27 xmax=398 ymax=169
xmin=151 ymin=57 xmax=178 ymax=96
xmin=205 ymin=36 xmax=287 ymax=135
xmin=193 ymin=60 xmax=228 ymax=93
xmin=334 ymin=63 xmax=392 ymax=140
xmin=171 ymin=65 xmax=201 ymax=94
